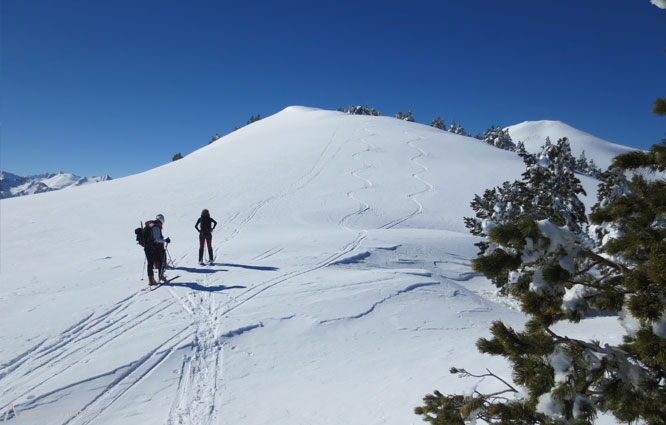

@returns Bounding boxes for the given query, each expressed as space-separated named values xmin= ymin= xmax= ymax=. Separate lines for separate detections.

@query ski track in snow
xmin=62 ymin=327 xmax=194 ymax=425
xmin=338 ymin=127 xmax=376 ymax=230
xmin=380 ymin=133 xmax=434 ymax=229
xmin=319 ymin=282 xmax=441 ymax=324
xmin=221 ymin=125 xmax=346 ymax=245
xmin=0 ymin=291 xmax=188 ymax=420
xmin=167 ymin=276 xmax=225 ymax=425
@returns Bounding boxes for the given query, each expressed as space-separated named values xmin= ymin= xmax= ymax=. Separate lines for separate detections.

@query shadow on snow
xmin=172 ymin=266 xmax=229 ymax=274
xmin=214 ymin=262 xmax=279 ymax=271
xmin=165 ymin=281 xmax=246 ymax=292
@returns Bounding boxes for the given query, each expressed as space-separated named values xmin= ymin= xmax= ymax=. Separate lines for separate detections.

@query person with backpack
xmin=144 ymin=214 xmax=171 ymax=284
xmin=195 ymin=209 xmax=217 ymax=265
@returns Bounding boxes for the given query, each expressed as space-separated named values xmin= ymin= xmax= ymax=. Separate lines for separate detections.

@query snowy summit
xmin=0 ymin=107 xmax=627 ymax=424
xmin=506 ymin=120 xmax=634 ymax=170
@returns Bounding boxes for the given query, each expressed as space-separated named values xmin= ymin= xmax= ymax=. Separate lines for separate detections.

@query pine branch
xmin=579 ymin=249 xmax=627 ymax=272
xmin=452 ymin=368 xmax=519 ymax=394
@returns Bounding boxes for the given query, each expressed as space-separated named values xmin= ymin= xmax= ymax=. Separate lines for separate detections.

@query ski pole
xmin=166 ymin=243 xmax=173 ymax=267
xmin=141 ymin=256 xmax=146 ymax=281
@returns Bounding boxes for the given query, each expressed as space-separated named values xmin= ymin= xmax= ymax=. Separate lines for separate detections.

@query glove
xmin=165 ymin=237 xmax=171 ymax=244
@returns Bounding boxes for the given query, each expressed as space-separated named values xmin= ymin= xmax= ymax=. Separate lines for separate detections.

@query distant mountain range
xmin=0 ymin=171 xmax=112 ymax=199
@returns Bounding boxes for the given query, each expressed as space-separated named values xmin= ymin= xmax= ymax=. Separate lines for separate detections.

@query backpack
xmin=134 ymin=221 xmax=155 ymax=247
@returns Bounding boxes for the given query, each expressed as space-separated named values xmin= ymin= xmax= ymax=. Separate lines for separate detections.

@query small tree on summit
xmin=209 ymin=133 xmax=222 ymax=145
xmin=339 ymin=105 xmax=382 ymax=116
xmin=431 ymin=116 xmax=447 ymax=130
xmin=247 ymin=114 xmax=262 ymax=125
xmin=396 ymin=111 xmax=415 ymax=122
xmin=172 ymin=153 xmax=183 ymax=161
xmin=448 ymin=120 xmax=467 ymax=136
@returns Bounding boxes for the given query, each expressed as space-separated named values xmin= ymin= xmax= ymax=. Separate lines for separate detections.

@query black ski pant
xmin=199 ymin=232 xmax=213 ymax=262
xmin=145 ymin=244 xmax=166 ymax=277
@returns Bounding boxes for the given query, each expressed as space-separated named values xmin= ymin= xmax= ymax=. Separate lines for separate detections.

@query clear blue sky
xmin=2 ymin=0 xmax=665 ymax=178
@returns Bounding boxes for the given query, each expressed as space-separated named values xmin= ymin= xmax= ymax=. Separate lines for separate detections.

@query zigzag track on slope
xmin=380 ymin=135 xmax=434 ymax=229
xmin=339 ymin=128 xmax=377 ymax=230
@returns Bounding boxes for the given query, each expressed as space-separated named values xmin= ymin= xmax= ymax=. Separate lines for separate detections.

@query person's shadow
xmin=165 ymin=281 xmax=246 ymax=292
xmin=213 ymin=263 xmax=279 ymax=271
xmin=172 ymin=266 xmax=228 ymax=274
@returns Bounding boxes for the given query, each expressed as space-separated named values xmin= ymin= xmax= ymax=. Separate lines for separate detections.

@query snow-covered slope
xmin=0 ymin=171 xmax=111 ymax=199
xmin=507 ymin=120 xmax=634 ymax=170
xmin=0 ymin=107 xmax=624 ymax=425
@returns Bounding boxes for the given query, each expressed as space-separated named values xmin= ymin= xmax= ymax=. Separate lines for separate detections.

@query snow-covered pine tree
xmin=431 ymin=116 xmax=446 ymax=130
xmin=587 ymin=158 xmax=602 ymax=178
xmin=209 ymin=133 xmax=222 ymax=144
xmin=396 ymin=111 xmax=415 ymax=122
xmin=514 ymin=140 xmax=527 ymax=155
xmin=575 ymin=151 xmax=590 ymax=175
xmin=482 ymin=125 xmax=516 ymax=151
xmin=247 ymin=114 xmax=262 ymax=124
xmin=340 ymin=105 xmax=382 ymax=116
xmin=448 ymin=120 xmax=467 ymax=135
xmin=417 ymin=137 xmax=666 ymax=425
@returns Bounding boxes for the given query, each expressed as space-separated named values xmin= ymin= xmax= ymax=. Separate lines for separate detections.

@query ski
xmin=144 ymin=275 xmax=180 ymax=291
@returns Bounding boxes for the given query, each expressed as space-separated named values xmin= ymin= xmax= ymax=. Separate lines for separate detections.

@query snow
xmin=0 ymin=107 xmax=630 ymax=424
xmin=0 ymin=172 xmax=111 ymax=199
xmin=652 ymin=0 xmax=666 ymax=9
xmin=507 ymin=120 xmax=635 ymax=170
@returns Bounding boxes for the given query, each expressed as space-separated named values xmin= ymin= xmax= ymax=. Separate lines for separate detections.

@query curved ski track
xmin=380 ymin=134 xmax=434 ymax=229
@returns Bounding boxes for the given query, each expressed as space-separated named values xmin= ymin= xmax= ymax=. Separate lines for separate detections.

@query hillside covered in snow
xmin=507 ymin=120 xmax=634 ymax=170
xmin=0 ymin=107 xmax=626 ymax=425
xmin=0 ymin=171 xmax=112 ymax=199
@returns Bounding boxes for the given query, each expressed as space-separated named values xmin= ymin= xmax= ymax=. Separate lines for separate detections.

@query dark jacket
xmin=195 ymin=216 xmax=217 ymax=237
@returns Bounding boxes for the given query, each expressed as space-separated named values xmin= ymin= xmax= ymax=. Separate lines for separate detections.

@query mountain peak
xmin=507 ymin=120 xmax=634 ymax=169
xmin=0 ymin=171 xmax=112 ymax=199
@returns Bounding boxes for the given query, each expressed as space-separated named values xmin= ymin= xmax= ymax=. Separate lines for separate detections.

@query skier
xmin=195 ymin=209 xmax=217 ymax=265
xmin=145 ymin=214 xmax=171 ymax=284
